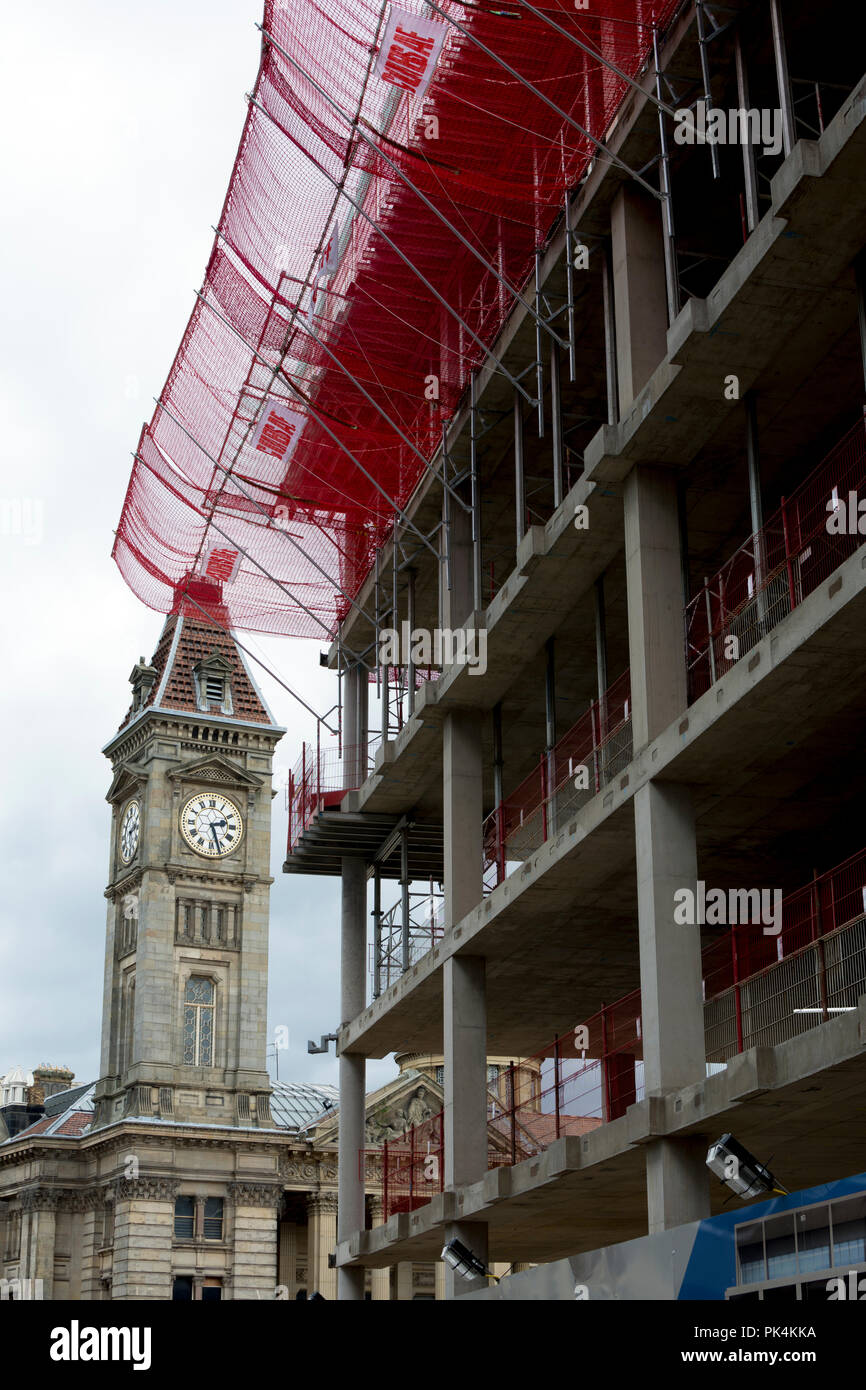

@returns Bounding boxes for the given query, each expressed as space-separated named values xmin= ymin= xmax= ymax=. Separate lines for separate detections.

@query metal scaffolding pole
xmin=734 ymin=31 xmax=759 ymax=234
xmin=373 ymin=867 xmax=382 ymax=999
xmin=594 ymin=576 xmax=608 ymax=705
xmin=514 ymin=387 xmax=526 ymax=549
xmin=770 ymin=0 xmax=796 ymax=157
xmin=493 ymin=702 xmax=504 ymax=808
xmin=550 ymin=338 xmax=563 ymax=508
xmin=696 ymin=0 xmax=721 ymax=180
xmin=544 ymin=636 xmax=556 ymax=830
xmin=745 ymin=391 xmax=767 ymax=629
xmin=470 ymin=373 xmax=483 ymax=611
xmin=406 ymin=566 xmax=417 ymax=716
xmin=653 ymin=26 xmax=680 ymax=327
xmin=401 ymin=825 xmax=411 ymax=973
xmin=535 ymin=252 xmax=545 ymax=438
xmin=601 ymin=238 xmax=619 ymax=424
xmin=564 ymin=191 xmax=577 ymax=381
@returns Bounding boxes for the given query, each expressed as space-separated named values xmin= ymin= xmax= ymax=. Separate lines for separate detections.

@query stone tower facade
xmin=92 ymin=580 xmax=285 ymax=1132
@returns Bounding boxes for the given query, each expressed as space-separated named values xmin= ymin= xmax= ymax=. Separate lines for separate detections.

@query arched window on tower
xmin=183 ymin=977 xmax=215 ymax=1067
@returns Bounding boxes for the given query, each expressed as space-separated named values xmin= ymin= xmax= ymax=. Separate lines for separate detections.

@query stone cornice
xmin=161 ymin=864 xmax=271 ymax=891
xmin=20 ymin=1187 xmax=62 ymax=1212
xmin=114 ymin=1177 xmax=181 ymax=1202
xmin=104 ymin=712 xmax=282 ymax=765
xmin=105 ymin=869 xmax=143 ymax=901
xmin=226 ymin=1181 xmax=283 ymax=1208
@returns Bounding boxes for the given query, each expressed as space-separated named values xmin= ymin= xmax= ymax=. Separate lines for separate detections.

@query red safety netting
xmin=115 ymin=0 xmax=682 ymax=638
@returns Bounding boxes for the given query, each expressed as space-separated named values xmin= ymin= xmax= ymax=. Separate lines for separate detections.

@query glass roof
xmin=270 ymin=1080 xmax=339 ymax=1131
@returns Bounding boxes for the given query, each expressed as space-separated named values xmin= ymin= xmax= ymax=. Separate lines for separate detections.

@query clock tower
xmin=93 ymin=579 xmax=285 ymax=1131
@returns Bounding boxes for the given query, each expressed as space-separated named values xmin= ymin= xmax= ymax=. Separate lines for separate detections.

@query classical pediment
xmin=166 ymin=754 xmax=264 ymax=790
xmin=105 ymin=762 xmax=149 ymax=806
xmin=311 ymin=1071 xmax=443 ymax=1145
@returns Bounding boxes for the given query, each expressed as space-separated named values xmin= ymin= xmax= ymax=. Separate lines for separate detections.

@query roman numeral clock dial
xmin=119 ymin=799 xmax=141 ymax=864
xmin=180 ymin=793 xmax=244 ymax=858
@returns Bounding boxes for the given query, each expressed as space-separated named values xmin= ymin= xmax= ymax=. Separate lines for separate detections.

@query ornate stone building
xmin=0 ymin=596 xmax=451 ymax=1300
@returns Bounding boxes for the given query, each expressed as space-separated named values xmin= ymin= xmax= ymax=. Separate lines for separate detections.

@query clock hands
xmin=207 ymin=816 xmax=228 ymax=853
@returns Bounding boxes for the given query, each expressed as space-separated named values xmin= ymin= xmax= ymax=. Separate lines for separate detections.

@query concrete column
xmin=635 ymin=780 xmax=710 ymax=1231
xmin=306 ymin=1193 xmax=338 ymax=1300
xmin=441 ymin=488 xmax=474 ymax=633
xmin=636 ymin=782 xmax=704 ymax=1093
xmin=396 ymin=1261 xmax=414 ymax=1301
xmin=434 ymin=1261 xmax=445 ymax=1300
xmin=444 ymin=956 xmax=487 ymax=1187
xmin=646 ymin=1137 xmax=710 ymax=1234
xmin=514 ymin=388 xmax=525 ymax=547
xmin=443 ymin=711 xmax=483 ymax=930
xmin=443 ymin=955 xmax=488 ymax=1300
xmin=369 ymin=1199 xmax=391 ymax=1301
xmin=338 ymin=854 xmax=367 ymax=1301
xmin=624 ymin=465 xmax=688 ymax=748
xmin=343 ymin=663 xmax=368 ymax=786
xmin=610 ymin=186 xmax=669 ymax=413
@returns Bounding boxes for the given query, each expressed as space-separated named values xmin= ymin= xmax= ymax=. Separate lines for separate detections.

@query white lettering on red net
xmin=375 ymin=8 xmax=445 ymax=101
xmin=203 ymin=545 xmax=241 ymax=584
xmin=317 ymin=220 xmax=341 ymax=278
xmin=250 ymin=400 xmax=306 ymax=464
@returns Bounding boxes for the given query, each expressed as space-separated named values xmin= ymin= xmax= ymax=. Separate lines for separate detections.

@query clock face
xmin=180 ymin=793 xmax=244 ymax=858
xmin=119 ymin=800 xmax=141 ymax=864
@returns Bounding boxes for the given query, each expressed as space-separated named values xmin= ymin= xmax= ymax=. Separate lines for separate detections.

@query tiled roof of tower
xmin=118 ymin=613 xmax=278 ymax=731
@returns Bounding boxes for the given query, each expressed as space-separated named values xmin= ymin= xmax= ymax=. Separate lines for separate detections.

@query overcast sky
xmin=0 ymin=0 xmax=397 ymax=1097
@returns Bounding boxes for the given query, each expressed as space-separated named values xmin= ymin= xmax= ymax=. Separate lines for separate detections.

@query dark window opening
xmin=174 ymin=1195 xmax=195 ymax=1240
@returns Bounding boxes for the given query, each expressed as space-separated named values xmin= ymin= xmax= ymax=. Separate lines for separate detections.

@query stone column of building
xmin=110 ymin=1178 xmax=178 ymax=1300
xmin=613 ymin=187 xmax=710 ymax=1234
xmin=434 ymin=1260 xmax=445 ymax=1300
xmin=228 ymin=1183 xmax=281 ymax=1299
xmin=78 ymin=1193 xmax=106 ymax=1301
xmin=306 ymin=1192 xmax=338 ymax=1300
xmin=21 ymin=1189 xmax=59 ymax=1299
xmin=278 ymin=1218 xmax=297 ymax=1296
xmin=368 ymin=1198 xmax=391 ymax=1301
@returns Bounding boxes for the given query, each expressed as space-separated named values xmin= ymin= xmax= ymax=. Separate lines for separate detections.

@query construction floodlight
xmin=441 ymin=1239 xmax=489 ymax=1281
xmin=706 ymin=1133 xmax=778 ymax=1199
